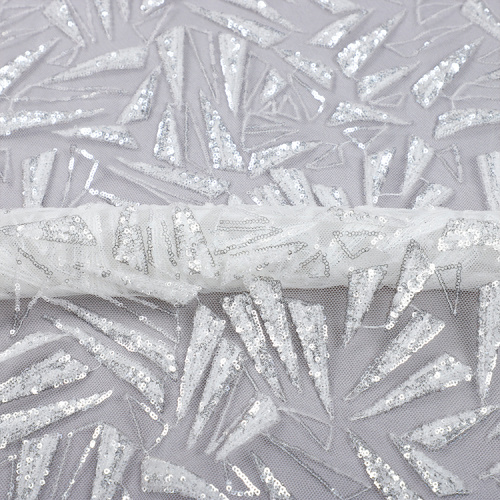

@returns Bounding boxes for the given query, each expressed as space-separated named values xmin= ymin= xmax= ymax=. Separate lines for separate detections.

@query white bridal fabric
xmin=0 ymin=0 xmax=500 ymax=499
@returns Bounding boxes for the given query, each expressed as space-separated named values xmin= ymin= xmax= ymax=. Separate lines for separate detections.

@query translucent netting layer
xmin=0 ymin=0 xmax=499 ymax=499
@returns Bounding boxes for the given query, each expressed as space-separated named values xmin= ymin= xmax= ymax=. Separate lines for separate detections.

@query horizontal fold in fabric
xmin=0 ymin=204 xmax=498 ymax=302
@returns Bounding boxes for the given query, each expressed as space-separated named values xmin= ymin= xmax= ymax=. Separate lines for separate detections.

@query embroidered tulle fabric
xmin=0 ymin=0 xmax=499 ymax=498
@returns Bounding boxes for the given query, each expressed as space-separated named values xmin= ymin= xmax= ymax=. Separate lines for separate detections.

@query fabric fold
xmin=0 ymin=204 xmax=498 ymax=302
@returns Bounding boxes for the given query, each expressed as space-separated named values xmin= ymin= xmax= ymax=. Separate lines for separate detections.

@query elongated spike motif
xmin=154 ymin=105 xmax=181 ymax=165
xmin=177 ymin=305 xmax=226 ymax=421
xmin=311 ymin=0 xmax=361 ymax=14
xmin=478 ymin=151 xmax=500 ymax=210
xmin=401 ymin=406 xmax=498 ymax=451
xmin=412 ymin=40 xmax=480 ymax=108
xmin=14 ymin=434 xmax=60 ymax=500
xmin=50 ymin=319 xmax=164 ymax=410
xmin=46 ymin=47 xmax=148 ymax=84
xmin=0 ymin=39 xmax=58 ymax=95
xmin=413 ymin=184 xmax=454 ymax=209
xmin=349 ymin=431 xmax=423 ymax=500
xmin=347 ymin=311 xmax=445 ymax=399
xmin=53 ymin=125 xmax=138 ymax=149
xmin=93 ymin=0 xmax=112 ymax=40
xmin=249 ymin=184 xmax=288 ymax=206
xmin=0 ymin=332 xmax=63 ymax=365
xmin=2 ymin=215 xmax=97 ymax=246
xmin=117 ymin=158 xmax=229 ymax=199
xmin=92 ymin=425 xmax=134 ymax=500
xmin=223 ymin=294 xmax=285 ymax=399
xmin=187 ymin=4 xmax=287 ymax=48
xmin=248 ymin=277 xmax=301 ymax=390
xmin=364 ymin=149 xmax=394 ymax=205
xmin=289 ymin=300 xmax=333 ymax=418
xmin=269 ymin=168 xmax=316 ymax=206
xmin=215 ymin=394 xmax=280 ymax=461
xmin=200 ymin=91 xmax=244 ymax=171
xmin=0 ymin=109 xmax=104 ymax=137
xmin=309 ymin=11 xmax=367 ymax=49
xmin=43 ymin=0 xmax=84 ymax=45
xmin=118 ymin=67 xmax=161 ymax=125
xmin=0 ymin=391 xmax=112 ymax=448
xmin=141 ymin=0 xmax=166 ymax=15
xmin=248 ymin=141 xmax=319 ymax=177
xmin=44 ymin=297 xmax=178 ymax=380
xmin=386 ymin=240 xmax=435 ymax=329
xmin=328 ymin=102 xmax=409 ymax=126
xmin=224 ymin=0 xmax=296 ymax=30
xmin=142 ymin=457 xmax=229 ymax=499
xmin=188 ymin=339 xmax=245 ymax=446
xmin=219 ymin=34 xmax=248 ymax=114
xmin=358 ymin=63 xmax=418 ymax=102
xmin=352 ymin=354 xmax=472 ymax=420
xmin=22 ymin=149 xmax=57 ymax=208
xmin=113 ymin=206 xmax=148 ymax=273
xmin=312 ymin=184 xmax=349 ymax=208
xmin=462 ymin=0 xmax=500 ymax=41
xmin=173 ymin=206 xmax=217 ymax=278
xmin=344 ymin=265 xmax=387 ymax=346
xmin=337 ymin=13 xmax=405 ymax=77
xmin=156 ymin=27 xmax=185 ymax=106
xmin=260 ymin=68 xmax=287 ymax=103
xmin=477 ymin=280 xmax=500 ymax=401
xmin=392 ymin=436 xmax=469 ymax=496
xmin=252 ymin=453 xmax=295 ymax=499
xmin=0 ymin=350 xmax=88 ymax=404
xmin=435 ymin=109 xmax=500 ymax=139
xmin=278 ymin=50 xmax=335 ymax=89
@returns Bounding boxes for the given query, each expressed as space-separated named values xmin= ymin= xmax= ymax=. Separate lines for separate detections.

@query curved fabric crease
xmin=0 ymin=204 xmax=498 ymax=301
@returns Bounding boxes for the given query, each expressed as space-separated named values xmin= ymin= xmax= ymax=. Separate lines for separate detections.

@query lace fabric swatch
xmin=0 ymin=0 xmax=500 ymax=498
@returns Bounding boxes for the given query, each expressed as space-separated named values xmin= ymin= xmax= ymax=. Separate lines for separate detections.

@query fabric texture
xmin=0 ymin=0 xmax=499 ymax=498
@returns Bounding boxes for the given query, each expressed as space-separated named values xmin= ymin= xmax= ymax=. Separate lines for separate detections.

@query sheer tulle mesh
xmin=0 ymin=0 xmax=499 ymax=498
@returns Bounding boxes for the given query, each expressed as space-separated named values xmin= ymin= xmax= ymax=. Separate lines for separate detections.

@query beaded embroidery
xmin=177 ymin=304 xmax=226 ymax=421
xmin=188 ymin=338 xmax=244 ymax=446
xmin=248 ymin=277 xmax=301 ymax=390
xmin=222 ymin=294 xmax=285 ymax=400
xmin=352 ymin=354 xmax=472 ymax=420
xmin=21 ymin=149 xmax=57 ymax=208
xmin=0 ymin=0 xmax=500 ymax=497
xmin=0 ymin=350 xmax=88 ymax=404
xmin=392 ymin=436 xmax=469 ymax=496
xmin=142 ymin=457 xmax=229 ymax=499
xmin=401 ymin=406 xmax=498 ymax=451
xmin=214 ymin=393 xmax=280 ymax=461
xmin=0 ymin=391 xmax=112 ymax=449
xmin=288 ymin=300 xmax=333 ymax=418
xmin=349 ymin=431 xmax=423 ymax=500
xmin=343 ymin=265 xmax=387 ymax=346
xmin=50 ymin=319 xmax=164 ymax=410
xmin=13 ymin=434 xmax=60 ymax=500
xmin=337 ymin=12 xmax=405 ymax=78
xmin=347 ymin=311 xmax=445 ymax=399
